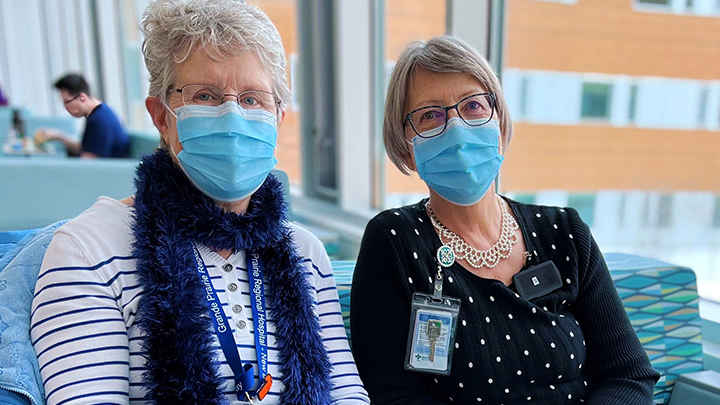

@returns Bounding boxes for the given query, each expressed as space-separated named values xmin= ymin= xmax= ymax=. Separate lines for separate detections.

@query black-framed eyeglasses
xmin=404 ymin=92 xmax=496 ymax=138
xmin=174 ymin=84 xmax=281 ymax=114
xmin=64 ymin=93 xmax=82 ymax=105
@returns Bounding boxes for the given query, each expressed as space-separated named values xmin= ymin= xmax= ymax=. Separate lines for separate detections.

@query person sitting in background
xmin=351 ymin=36 xmax=659 ymax=404
xmin=35 ymin=73 xmax=129 ymax=158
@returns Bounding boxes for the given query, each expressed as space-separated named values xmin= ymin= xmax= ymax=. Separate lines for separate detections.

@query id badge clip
xmin=405 ymin=247 xmax=461 ymax=376
xmin=513 ymin=260 xmax=563 ymax=300
xmin=239 ymin=373 xmax=273 ymax=404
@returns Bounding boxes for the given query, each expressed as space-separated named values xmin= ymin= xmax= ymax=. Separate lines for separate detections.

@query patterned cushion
xmin=605 ymin=253 xmax=703 ymax=404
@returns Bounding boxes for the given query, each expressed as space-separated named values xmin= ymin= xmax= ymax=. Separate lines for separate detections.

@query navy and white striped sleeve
xmin=31 ymin=232 xmax=131 ymax=405
xmin=313 ymin=252 xmax=370 ymax=405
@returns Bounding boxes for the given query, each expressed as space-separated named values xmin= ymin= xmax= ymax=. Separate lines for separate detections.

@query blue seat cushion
xmin=0 ymin=229 xmax=35 ymax=258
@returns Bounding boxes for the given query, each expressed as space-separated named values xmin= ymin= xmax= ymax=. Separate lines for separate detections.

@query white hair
xmin=384 ymin=36 xmax=513 ymax=175
xmin=141 ymin=0 xmax=290 ymax=111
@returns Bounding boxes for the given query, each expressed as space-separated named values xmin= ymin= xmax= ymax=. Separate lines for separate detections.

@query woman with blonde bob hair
xmin=30 ymin=1 xmax=368 ymax=404
xmin=351 ymin=36 xmax=658 ymax=404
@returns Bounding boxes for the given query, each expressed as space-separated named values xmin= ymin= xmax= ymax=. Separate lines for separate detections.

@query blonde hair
xmin=384 ymin=36 xmax=513 ymax=174
xmin=141 ymin=0 xmax=290 ymax=112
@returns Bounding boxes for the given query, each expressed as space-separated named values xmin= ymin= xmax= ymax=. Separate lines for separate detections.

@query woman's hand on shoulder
xmin=120 ymin=195 xmax=135 ymax=206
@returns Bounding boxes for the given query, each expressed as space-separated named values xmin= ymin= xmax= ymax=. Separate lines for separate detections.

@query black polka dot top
xmin=351 ymin=197 xmax=659 ymax=405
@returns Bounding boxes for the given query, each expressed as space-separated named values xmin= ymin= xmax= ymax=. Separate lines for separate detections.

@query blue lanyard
xmin=192 ymin=245 xmax=270 ymax=401
xmin=247 ymin=252 xmax=269 ymax=380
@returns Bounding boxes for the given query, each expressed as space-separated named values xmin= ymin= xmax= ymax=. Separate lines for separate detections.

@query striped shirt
xmin=31 ymin=197 xmax=369 ymax=405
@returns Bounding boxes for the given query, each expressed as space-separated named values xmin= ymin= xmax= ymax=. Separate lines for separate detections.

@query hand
xmin=34 ymin=129 xmax=53 ymax=144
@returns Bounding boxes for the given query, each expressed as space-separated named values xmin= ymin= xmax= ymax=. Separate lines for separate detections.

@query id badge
xmin=405 ymin=292 xmax=461 ymax=375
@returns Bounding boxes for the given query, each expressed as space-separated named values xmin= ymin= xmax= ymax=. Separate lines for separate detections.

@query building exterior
xmin=501 ymin=0 xmax=720 ymax=193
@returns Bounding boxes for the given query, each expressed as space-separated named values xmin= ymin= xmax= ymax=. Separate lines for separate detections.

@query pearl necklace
xmin=426 ymin=196 xmax=519 ymax=269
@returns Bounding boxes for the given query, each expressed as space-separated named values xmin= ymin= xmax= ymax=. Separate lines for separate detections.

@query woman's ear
xmin=146 ymin=97 xmax=170 ymax=139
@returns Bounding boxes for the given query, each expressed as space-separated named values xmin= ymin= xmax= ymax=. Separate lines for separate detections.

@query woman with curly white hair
xmin=30 ymin=1 xmax=368 ymax=404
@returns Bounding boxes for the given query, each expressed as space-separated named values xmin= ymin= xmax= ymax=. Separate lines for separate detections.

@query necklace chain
xmin=426 ymin=196 xmax=519 ymax=269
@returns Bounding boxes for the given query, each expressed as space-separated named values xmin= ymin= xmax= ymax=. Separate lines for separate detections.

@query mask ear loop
xmin=164 ymin=104 xmax=178 ymax=120
xmin=162 ymin=104 xmax=178 ymax=155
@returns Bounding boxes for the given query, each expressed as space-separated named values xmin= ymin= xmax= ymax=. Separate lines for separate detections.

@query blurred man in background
xmin=36 ymin=73 xmax=129 ymax=158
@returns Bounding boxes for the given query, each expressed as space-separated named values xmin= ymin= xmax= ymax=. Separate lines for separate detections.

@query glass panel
xmin=637 ymin=0 xmax=671 ymax=5
xmin=698 ymin=87 xmax=708 ymax=126
xmin=503 ymin=0 xmax=720 ymax=300
xmin=567 ymin=194 xmax=595 ymax=227
xmin=580 ymin=83 xmax=612 ymax=119
xmin=118 ymin=0 xmax=153 ymax=131
xmin=383 ymin=0 xmax=447 ymax=208
xmin=519 ymin=76 xmax=529 ymax=119
xmin=657 ymin=194 xmax=673 ymax=228
xmin=246 ymin=0 xmax=302 ymax=189
xmin=628 ymin=84 xmax=638 ymax=123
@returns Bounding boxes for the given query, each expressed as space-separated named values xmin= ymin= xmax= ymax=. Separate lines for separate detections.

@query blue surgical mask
xmin=412 ymin=118 xmax=504 ymax=206
xmin=173 ymin=102 xmax=278 ymax=202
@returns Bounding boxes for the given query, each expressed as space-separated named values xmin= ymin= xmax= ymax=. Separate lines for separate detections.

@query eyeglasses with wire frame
xmin=63 ymin=93 xmax=82 ymax=105
xmin=174 ymin=84 xmax=281 ymax=114
xmin=404 ymin=92 xmax=496 ymax=138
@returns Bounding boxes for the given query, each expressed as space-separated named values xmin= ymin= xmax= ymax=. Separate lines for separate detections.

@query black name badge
xmin=514 ymin=261 xmax=563 ymax=300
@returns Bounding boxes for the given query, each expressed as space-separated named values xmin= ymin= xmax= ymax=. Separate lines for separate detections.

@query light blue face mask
xmin=173 ymin=102 xmax=278 ymax=202
xmin=412 ymin=118 xmax=504 ymax=206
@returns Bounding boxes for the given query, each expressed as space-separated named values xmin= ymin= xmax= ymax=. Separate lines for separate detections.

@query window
xmin=567 ymin=195 xmax=596 ymax=227
xmin=289 ymin=53 xmax=300 ymax=113
xmin=581 ymin=82 xmax=613 ymax=120
xmin=637 ymin=0 xmax=670 ymax=5
xmin=512 ymin=193 xmax=536 ymax=205
xmin=246 ymin=0 xmax=302 ymax=189
xmin=119 ymin=0 xmax=152 ymax=132
xmin=503 ymin=0 xmax=720 ymax=302
xmin=698 ymin=87 xmax=708 ymax=127
xmin=529 ymin=0 xmax=577 ymax=3
xmin=618 ymin=194 xmax=627 ymax=227
xmin=382 ymin=0 xmax=446 ymax=208
xmin=628 ymin=84 xmax=638 ymax=123
xmin=657 ymin=194 xmax=673 ymax=227
xmin=520 ymin=76 xmax=530 ymax=119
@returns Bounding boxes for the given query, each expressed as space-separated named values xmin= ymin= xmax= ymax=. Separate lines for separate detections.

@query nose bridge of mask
xmin=176 ymin=103 xmax=277 ymax=144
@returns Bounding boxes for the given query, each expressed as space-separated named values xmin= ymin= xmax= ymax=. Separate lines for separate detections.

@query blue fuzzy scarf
xmin=131 ymin=150 xmax=333 ymax=404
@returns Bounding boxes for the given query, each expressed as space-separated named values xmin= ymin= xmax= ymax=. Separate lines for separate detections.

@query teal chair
xmin=127 ymin=130 xmax=160 ymax=160
xmin=0 ymin=158 xmax=138 ymax=232
xmin=0 ymin=107 xmax=12 ymax=147
xmin=0 ymin=155 xmax=291 ymax=232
